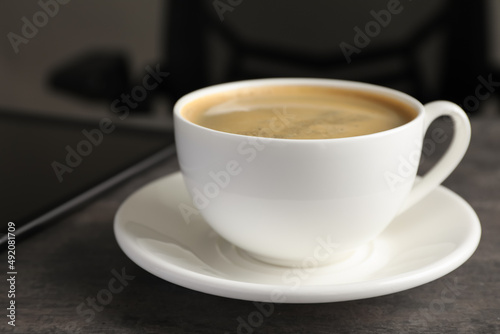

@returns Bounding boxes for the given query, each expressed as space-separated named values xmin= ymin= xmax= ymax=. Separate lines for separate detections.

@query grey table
xmin=3 ymin=117 xmax=499 ymax=334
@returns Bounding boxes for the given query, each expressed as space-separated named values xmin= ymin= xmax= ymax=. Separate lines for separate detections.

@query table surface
xmin=3 ymin=117 xmax=500 ymax=334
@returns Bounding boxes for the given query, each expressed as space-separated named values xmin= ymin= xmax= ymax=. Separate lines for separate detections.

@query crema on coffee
xmin=182 ymin=85 xmax=417 ymax=139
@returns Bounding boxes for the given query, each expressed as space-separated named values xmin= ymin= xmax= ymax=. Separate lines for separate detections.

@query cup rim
xmin=173 ymin=78 xmax=424 ymax=142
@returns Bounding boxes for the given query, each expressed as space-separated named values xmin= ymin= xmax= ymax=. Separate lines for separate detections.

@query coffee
xmin=182 ymin=85 xmax=417 ymax=139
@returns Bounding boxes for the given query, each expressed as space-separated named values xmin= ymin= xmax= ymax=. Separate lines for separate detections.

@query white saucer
xmin=114 ymin=172 xmax=481 ymax=303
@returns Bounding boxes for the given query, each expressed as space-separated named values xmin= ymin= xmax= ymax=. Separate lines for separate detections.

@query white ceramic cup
xmin=173 ymin=78 xmax=471 ymax=266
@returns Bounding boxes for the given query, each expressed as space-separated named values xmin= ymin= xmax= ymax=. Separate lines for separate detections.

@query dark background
xmin=1 ymin=0 xmax=499 ymax=117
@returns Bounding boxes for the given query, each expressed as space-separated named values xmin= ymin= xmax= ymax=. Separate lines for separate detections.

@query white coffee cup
xmin=173 ymin=78 xmax=471 ymax=266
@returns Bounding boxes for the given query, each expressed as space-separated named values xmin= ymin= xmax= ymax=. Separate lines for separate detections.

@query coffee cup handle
xmin=399 ymin=101 xmax=471 ymax=213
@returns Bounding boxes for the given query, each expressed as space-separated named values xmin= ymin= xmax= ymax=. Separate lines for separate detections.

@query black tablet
xmin=0 ymin=110 xmax=175 ymax=246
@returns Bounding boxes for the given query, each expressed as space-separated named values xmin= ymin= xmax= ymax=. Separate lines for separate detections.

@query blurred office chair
xmin=50 ymin=0 xmax=492 ymax=114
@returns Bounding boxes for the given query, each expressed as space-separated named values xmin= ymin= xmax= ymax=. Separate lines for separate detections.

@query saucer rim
xmin=114 ymin=172 xmax=481 ymax=303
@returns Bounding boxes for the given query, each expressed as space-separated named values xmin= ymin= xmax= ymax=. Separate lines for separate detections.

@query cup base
xmin=242 ymin=248 xmax=357 ymax=268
